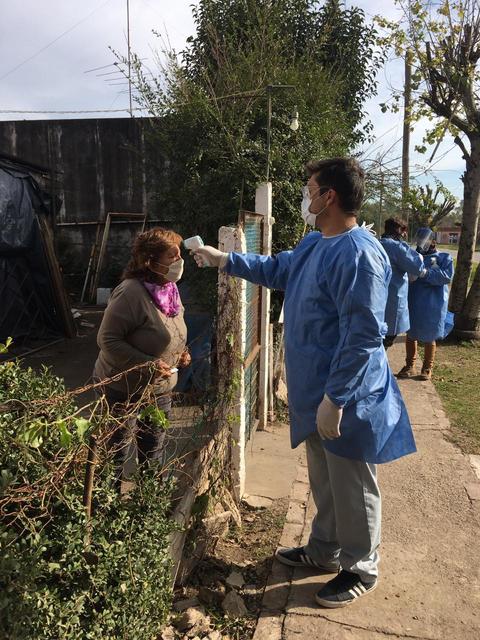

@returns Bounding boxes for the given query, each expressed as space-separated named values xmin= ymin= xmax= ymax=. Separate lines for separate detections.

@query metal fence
xmin=240 ymin=212 xmax=263 ymax=443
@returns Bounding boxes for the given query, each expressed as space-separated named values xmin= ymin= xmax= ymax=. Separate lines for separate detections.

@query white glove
xmin=409 ymin=268 xmax=427 ymax=282
xmin=316 ymin=395 xmax=343 ymax=440
xmin=192 ymin=246 xmax=229 ymax=268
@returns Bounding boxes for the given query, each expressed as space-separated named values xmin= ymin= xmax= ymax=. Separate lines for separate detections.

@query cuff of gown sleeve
xmin=419 ymin=268 xmax=427 ymax=278
xmin=219 ymin=252 xmax=231 ymax=270
xmin=324 ymin=394 xmax=344 ymax=409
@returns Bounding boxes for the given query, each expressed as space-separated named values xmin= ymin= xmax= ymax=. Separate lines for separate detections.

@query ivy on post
xmin=217 ymin=225 xmax=247 ymax=500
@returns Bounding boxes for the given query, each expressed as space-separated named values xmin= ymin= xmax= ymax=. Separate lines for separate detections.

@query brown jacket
xmin=93 ymin=278 xmax=187 ymax=396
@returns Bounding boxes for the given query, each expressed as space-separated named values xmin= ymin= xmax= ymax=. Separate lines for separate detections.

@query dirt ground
xmin=22 ymin=307 xmax=104 ymax=403
xmin=170 ymin=499 xmax=289 ymax=640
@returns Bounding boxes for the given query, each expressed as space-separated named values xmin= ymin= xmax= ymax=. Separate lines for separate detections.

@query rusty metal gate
xmin=240 ymin=211 xmax=264 ymax=443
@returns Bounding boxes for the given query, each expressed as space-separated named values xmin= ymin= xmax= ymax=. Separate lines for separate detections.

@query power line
xmin=0 ymin=108 xmax=144 ymax=115
xmin=411 ymin=138 xmax=465 ymax=178
xmin=0 ymin=88 xmax=273 ymax=118
xmin=0 ymin=0 xmax=114 ymax=82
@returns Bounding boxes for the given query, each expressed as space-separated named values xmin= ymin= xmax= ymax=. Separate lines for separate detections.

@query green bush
xmin=0 ymin=353 xmax=176 ymax=639
xmin=126 ymin=0 xmax=383 ymax=310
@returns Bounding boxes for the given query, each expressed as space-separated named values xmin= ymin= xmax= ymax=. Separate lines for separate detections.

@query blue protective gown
xmin=407 ymin=251 xmax=454 ymax=342
xmin=379 ymin=237 xmax=425 ymax=335
xmin=224 ymin=226 xmax=416 ymax=464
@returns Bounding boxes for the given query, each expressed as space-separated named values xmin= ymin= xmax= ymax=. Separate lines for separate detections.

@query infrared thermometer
xmin=183 ymin=235 xmax=204 ymax=251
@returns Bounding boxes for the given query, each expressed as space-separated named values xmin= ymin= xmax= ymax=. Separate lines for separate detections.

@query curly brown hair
xmin=122 ymin=227 xmax=183 ymax=281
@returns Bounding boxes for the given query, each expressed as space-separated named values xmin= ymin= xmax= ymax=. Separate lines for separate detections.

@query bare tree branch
xmin=454 ymin=134 xmax=473 ymax=163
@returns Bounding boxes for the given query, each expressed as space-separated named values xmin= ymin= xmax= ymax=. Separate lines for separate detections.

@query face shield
xmin=415 ymin=228 xmax=434 ymax=252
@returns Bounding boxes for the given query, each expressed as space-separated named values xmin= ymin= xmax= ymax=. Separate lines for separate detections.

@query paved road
xmin=439 ymin=247 xmax=480 ymax=262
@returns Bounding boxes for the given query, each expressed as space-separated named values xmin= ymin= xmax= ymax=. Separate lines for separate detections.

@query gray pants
xmin=304 ymin=432 xmax=381 ymax=583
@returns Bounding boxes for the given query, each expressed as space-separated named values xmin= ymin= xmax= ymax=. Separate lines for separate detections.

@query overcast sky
xmin=0 ymin=0 xmax=465 ymax=198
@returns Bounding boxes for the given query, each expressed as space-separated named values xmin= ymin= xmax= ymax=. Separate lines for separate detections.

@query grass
xmin=469 ymin=262 xmax=478 ymax=287
xmin=433 ymin=339 xmax=480 ymax=455
xmin=450 ymin=259 xmax=478 ymax=288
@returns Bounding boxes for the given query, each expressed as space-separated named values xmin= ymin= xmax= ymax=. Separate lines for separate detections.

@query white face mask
xmin=165 ymin=258 xmax=184 ymax=282
xmin=301 ymin=192 xmax=318 ymax=227
xmin=150 ymin=257 xmax=184 ymax=283
xmin=301 ymin=186 xmax=329 ymax=227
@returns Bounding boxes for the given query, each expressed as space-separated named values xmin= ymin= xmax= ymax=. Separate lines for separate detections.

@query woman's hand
xmin=153 ymin=358 xmax=173 ymax=379
xmin=178 ymin=349 xmax=191 ymax=368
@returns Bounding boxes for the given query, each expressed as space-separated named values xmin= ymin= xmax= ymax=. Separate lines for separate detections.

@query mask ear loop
xmin=146 ymin=258 xmax=168 ymax=276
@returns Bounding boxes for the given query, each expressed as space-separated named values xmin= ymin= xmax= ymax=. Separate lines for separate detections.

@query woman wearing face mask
xmin=93 ymin=227 xmax=189 ymax=468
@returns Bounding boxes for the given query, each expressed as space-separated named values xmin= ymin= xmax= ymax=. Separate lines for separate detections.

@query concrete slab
xmin=253 ymin=341 xmax=480 ymax=640
xmin=253 ymin=611 xmax=284 ymax=640
xmin=245 ymin=423 xmax=303 ymax=500
xmin=469 ymin=454 xmax=480 ymax=481
xmin=465 ymin=482 xmax=480 ymax=502
xmin=283 ymin=613 xmax=422 ymax=639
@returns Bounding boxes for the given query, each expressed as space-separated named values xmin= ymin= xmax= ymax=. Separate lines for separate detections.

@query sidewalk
xmin=253 ymin=341 xmax=480 ymax=640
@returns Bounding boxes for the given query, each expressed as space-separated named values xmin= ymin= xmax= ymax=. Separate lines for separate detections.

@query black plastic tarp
xmin=0 ymin=159 xmax=62 ymax=344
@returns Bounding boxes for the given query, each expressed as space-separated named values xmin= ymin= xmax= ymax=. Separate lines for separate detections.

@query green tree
xmin=127 ymin=0 xmax=382 ymax=301
xmin=407 ymin=179 xmax=457 ymax=231
xmin=377 ymin=0 xmax=480 ymax=338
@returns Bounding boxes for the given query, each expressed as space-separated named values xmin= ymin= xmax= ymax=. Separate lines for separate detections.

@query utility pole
xmin=378 ymin=171 xmax=385 ymax=234
xmin=126 ymin=0 xmax=133 ymax=117
xmin=402 ymin=49 xmax=412 ymax=230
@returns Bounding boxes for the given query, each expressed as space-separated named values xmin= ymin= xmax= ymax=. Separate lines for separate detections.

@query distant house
xmin=435 ymin=226 xmax=461 ymax=244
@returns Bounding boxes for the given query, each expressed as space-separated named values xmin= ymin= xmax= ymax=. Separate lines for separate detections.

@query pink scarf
xmin=143 ymin=281 xmax=181 ymax=317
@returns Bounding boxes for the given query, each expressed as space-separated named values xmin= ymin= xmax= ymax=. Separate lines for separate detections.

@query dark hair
xmin=122 ymin=227 xmax=183 ymax=280
xmin=384 ymin=216 xmax=408 ymax=236
xmin=305 ymin=157 xmax=365 ymax=213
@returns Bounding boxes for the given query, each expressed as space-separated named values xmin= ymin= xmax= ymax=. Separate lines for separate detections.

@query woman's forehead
xmin=151 ymin=245 xmax=180 ymax=262
xmin=162 ymin=244 xmax=180 ymax=255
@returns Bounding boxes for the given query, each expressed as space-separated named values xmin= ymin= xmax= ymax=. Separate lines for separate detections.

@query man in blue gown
xmin=397 ymin=228 xmax=454 ymax=380
xmin=380 ymin=217 xmax=426 ymax=348
xmin=194 ymin=158 xmax=416 ymax=608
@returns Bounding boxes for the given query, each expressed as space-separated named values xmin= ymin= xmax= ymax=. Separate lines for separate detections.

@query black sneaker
xmin=315 ymin=570 xmax=377 ymax=608
xmin=275 ymin=546 xmax=339 ymax=572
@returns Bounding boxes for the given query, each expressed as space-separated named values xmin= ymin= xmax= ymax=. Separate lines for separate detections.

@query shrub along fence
xmin=0 ymin=287 xmax=242 ymax=639
xmin=0 ymin=187 xmax=272 ymax=638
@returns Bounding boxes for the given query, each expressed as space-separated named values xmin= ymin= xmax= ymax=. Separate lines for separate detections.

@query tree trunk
xmin=455 ymin=261 xmax=480 ymax=338
xmin=450 ymin=135 xmax=480 ymax=327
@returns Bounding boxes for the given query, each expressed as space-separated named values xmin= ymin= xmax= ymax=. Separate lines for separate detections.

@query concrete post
xmin=255 ymin=182 xmax=273 ymax=429
xmin=217 ymin=225 xmax=247 ymax=499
